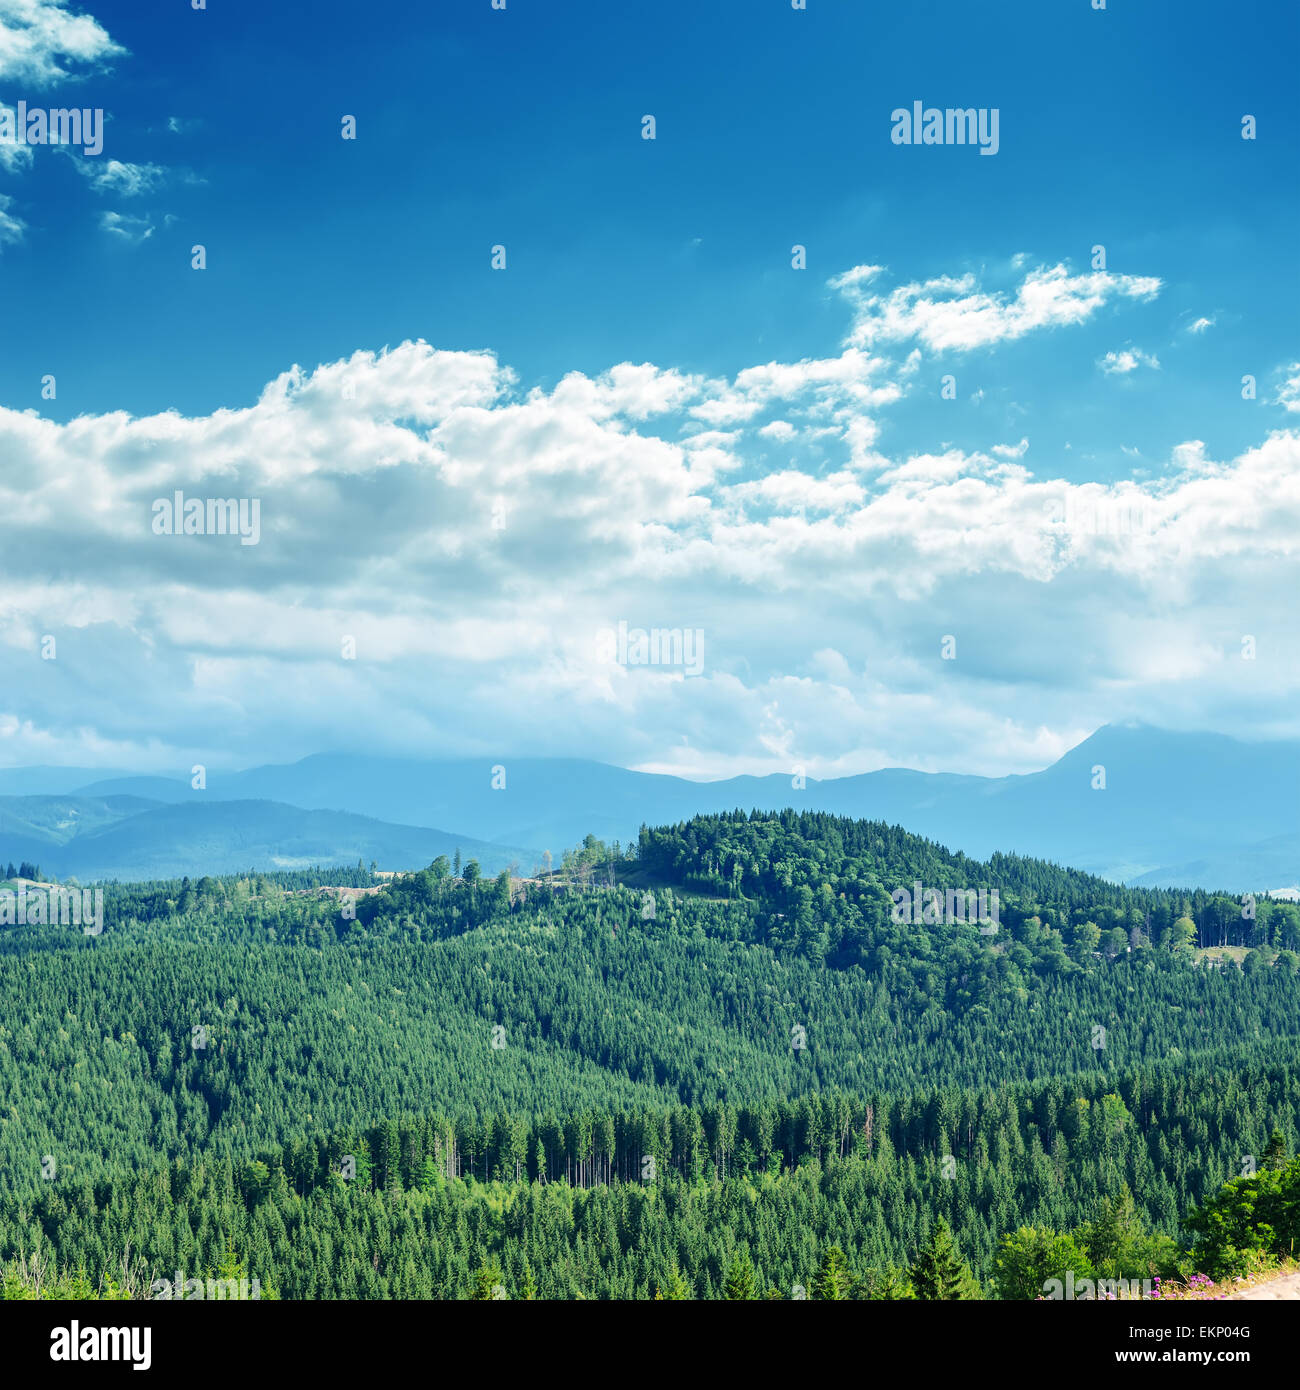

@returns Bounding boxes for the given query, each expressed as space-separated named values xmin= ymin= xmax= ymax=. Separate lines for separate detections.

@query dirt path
xmin=1227 ymin=1270 xmax=1300 ymax=1300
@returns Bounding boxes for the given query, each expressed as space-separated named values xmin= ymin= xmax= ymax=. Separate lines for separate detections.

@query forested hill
xmin=3 ymin=816 xmax=1300 ymax=1299
xmin=631 ymin=809 xmax=1300 ymax=968
xmin=638 ymin=808 xmax=1159 ymax=906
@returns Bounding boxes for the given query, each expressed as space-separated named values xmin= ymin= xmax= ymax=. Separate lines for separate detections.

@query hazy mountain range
xmin=0 ymin=724 xmax=1294 ymax=891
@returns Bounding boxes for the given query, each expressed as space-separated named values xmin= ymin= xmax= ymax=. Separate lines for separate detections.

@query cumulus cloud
xmin=759 ymin=420 xmax=796 ymax=442
xmin=0 ymin=0 xmax=123 ymax=84
xmin=1275 ymin=363 xmax=1300 ymax=414
xmin=2 ymin=317 xmax=1298 ymax=780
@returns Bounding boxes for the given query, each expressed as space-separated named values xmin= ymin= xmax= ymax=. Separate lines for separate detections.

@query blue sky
xmin=9 ymin=0 xmax=1299 ymax=465
xmin=1 ymin=0 xmax=1298 ymax=779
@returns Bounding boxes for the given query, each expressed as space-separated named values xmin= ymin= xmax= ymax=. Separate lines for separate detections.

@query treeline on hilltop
xmin=13 ymin=812 xmax=1296 ymax=978
xmin=1 ymin=1054 xmax=1295 ymax=1299
xmin=636 ymin=810 xmax=1300 ymax=960
xmin=2 ymin=862 xmax=45 ymax=882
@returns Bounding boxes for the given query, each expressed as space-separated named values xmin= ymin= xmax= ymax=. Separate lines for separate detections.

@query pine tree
xmin=1083 ymin=1185 xmax=1139 ymax=1270
xmin=472 ymin=1261 xmax=505 ymax=1300
xmin=1261 ymin=1129 xmax=1287 ymax=1171
xmin=812 ymin=1245 xmax=851 ymax=1300
xmin=723 ymin=1250 xmax=757 ymax=1300
xmin=909 ymin=1218 xmax=980 ymax=1300
xmin=654 ymin=1264 xmax=691 ymax=1300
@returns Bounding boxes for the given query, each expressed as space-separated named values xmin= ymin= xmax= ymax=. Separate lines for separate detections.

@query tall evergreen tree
xmin=909 ymin=1219 xmax=980 ymax=1300
xmin=812 ymin=1245 xmax=850 ymax=1300
xmin=723 ymin=1251 xmax=757 ymax=1300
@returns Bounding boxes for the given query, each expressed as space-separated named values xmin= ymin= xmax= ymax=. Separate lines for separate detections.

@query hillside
xmin=2 ymin=810 xmax=1299 ymax=1307
xmin=0 ymin=796 xmax=532 ymax=881
xmin=2 ymin=810 xmax=1298 ymax=1199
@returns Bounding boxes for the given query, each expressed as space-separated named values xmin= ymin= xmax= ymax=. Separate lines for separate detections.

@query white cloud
xmin=0 ymin=192 xmax=24 ymax=246
xmin=0 ymin=0 xmax=123 ymax=84
xmin=1098 ymin=348 xmax=1160 ymax=375
xmin=992 ymin=437 xmax=1028 ymax=459
xmin=727 ymin=469 xmax=865 ymax=515
xmin=831 ymin=262 xmax=1162 ymax=352
xmin=1275 ymin=363 xmax=1300 ymax=414
xmin=0 ymin=101 xmax=32 ymax=169
xmin=76 ymin=157 xmax=165 ymax=196
xmin=759 ymin=420 xmax=796 ymax=442
xmin=1187 ymin=316 xmax=1215 ymax=334
xmin=541 ymin=361 xmax=699 ymax=421
xmin=1 ymin=242 xmax=1290 ymax=777
xmin=1 ymin=328 xmax=1298 ymax=778
xmin=99 ymin=209 xmax=153 ymax=242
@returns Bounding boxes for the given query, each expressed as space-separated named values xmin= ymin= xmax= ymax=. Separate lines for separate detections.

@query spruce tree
xmin=723 ymin=1250 xmax=757 ymax=1300
xmin=1083 ymin=1185 xmax=1139 ymax=1271
xmin=909 ymin=1218 xmax=980 ymax=1300
xmin=654 ymin=1264 xmax=691 ymax=1300
xmin=472 ymin=1261 xmax=505 ymax=1300
xmin=812 ymin=1245 xmax=850 ymax=1300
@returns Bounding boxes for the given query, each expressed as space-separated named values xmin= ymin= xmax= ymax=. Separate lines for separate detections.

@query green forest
xmin=1 ymin=809 xmax=1298 ymax=1299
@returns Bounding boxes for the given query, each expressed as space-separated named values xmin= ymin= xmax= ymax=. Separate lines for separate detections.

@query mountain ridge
xmin=2 ymin=724 xmax=1296 ymax=890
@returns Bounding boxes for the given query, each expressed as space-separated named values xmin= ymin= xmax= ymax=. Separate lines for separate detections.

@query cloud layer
xmin=3 ymin=261 xmax=1298 ymax=779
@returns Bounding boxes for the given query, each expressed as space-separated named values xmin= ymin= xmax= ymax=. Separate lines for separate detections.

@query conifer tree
xmin=472 ymin=1261 xmax=505 ymax=1300
xmin=852 ymin=1264 xmax=915 ymax=1300
xmin=812 ymin=1245 xmax=850 ymax=1300
xmin=654 ymin=1264 xmax=691 ymax=1300
xmin=909 ymin=1218 xmax=980 ymax=1300
xmin=723 ymin=1250 xmax=756 ymax=1300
